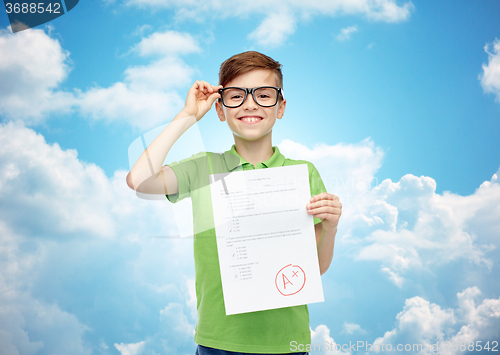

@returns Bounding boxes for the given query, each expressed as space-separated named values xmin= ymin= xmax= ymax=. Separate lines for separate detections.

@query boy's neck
xmin=233 ymin=135 xmax=274 ymax=166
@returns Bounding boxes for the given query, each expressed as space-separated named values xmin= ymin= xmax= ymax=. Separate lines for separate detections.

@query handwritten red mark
xmin=275 ymin=264 xmax=306 ymax=296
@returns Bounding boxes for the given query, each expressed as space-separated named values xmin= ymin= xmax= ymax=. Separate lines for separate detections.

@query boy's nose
xmin=242 ymin=94 xmax=258 ymax=110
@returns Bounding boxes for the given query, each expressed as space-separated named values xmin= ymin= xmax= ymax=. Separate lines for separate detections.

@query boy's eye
xmin=224 ymin=89 xmax=245 ymax=102
xmin=255 ymin=88 xmax=275 ymax=100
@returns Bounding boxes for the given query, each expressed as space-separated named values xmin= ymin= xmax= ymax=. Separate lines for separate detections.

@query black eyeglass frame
xmin=218 ymin=86 xmax=285 ymax=108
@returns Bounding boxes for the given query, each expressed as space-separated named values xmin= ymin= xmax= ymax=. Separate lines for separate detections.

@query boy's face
xmin=215 ymin=69 xmax=286 ymax=143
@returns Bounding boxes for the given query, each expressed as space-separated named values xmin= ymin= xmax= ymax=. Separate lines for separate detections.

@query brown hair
xmin=219 ymin=51 xmax=283 ymax=88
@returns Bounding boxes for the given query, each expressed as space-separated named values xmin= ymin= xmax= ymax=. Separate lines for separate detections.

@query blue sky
xmin=0 ymin=1 xmax=499 ymax=354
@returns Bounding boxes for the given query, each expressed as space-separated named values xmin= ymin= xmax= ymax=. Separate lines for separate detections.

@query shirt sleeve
xmin=165 ymin=152 xmax=208 ymax=204
xmin=307 ymin=162 xmax=328 ymax=225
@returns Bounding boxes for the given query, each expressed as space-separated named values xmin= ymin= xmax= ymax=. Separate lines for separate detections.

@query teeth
xmin=242 ymin=117 xmax=260 ymax=122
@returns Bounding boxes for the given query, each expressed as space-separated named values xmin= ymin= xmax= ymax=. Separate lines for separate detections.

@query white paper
xmin=210 ymin=164 xmax=324 ymax=315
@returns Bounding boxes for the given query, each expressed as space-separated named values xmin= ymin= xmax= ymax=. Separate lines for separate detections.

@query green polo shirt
xmin=166 ymin=145 xmax=327 ymax=354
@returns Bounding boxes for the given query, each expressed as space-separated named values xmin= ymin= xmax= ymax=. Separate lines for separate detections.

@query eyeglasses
xmin=218 ymin=86 xmax=284 ymax=108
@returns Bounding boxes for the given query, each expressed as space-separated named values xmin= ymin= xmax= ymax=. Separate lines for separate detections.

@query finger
xmin=210 ymin=83 xmax=222 ymax=92
xmin=199 ymin=81 xmax=209 ymax=93
xmin=207 ymin=91 xmax=222 ymax=106
xmin=307 ymin=206 xmax=342 ymax=215
xmin=310 ymin=197 xmax=341 ymax=209
xmin=194 ymin=81 xmax=209 ymax=94
xmin=201 ymin=81 xmax=216 ymax=93
xmin=202 ymin=81 xmax=213 ymax=93
xmin=307 ymin=199 xmax=341 ymax=209
xmin=189 ymin=81 xmax=199 ymax=93
xmin=193 ymin=82 xmax=208 ymax=97
xmin=310 ymin=192 xmax=336 ymax=202
xmin=197 ymin=80 xmax=206 ymax=90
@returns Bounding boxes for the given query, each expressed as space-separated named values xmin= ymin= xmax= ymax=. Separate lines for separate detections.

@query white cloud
xmin=278 ymin=137 xmax=384 ymax=228
xmin=132 ymin=30 xmax=201 ymax=57
xmin=0 ymin=28 xmax=76 ymax=123
xmin=76 ymin=81 xmax=185 ymax=130
xmin=76 ymin=30 xmax=200 ymax=129
xmin=186 ymin=279 xmax=198 ymax=321
xmin=450 ymin=287 xmax=500 ymax=346
xmin=0 ymin=120 xmax=184 ymax=239
xmin=278 ymin=138 xmax=384 ymax=196
xmin=336 ymin=26 xmax=358 ymax=41
xmin=0 ymin=295 xmax=92 ymax=355
xmin=342 ymin=322 xmax=367 ymax=335
xmin=0 ymin=121 xmax=115 ymax=237
xmin=248 ymin=11 xmax=297 ymax=47
xmin=278 ymin=139 xmax=499 ymax=286
xmin=0 ymin=1 xmax=414 ymax=127
xmin=0 ymin=121 xmax=198 ymax=355
xmin=114 ymin=302 xmax=196 ymax=355
xmin=373 ymin=287 xmax=500 ymax=354
xmin=124 ymin=0 xmax=414 ymax=22
xmin=131 ymin=24 xmax=153 ymax=37
xmin=122 ymin=0 xmax=414 ymax=46
xmin=115 ymin=341 xmax=145 ymax=355
xmin=310 ymin=324 xmax=350 ymax=354
xmin=124 ymin=57 xmax=196 ymax=91
xmin=360 ymin=0 xmax=414 ymax=22
xmin=381 ymin=267 xmax=405 ymax=288
xmin=0 ymin=220 xmax=92 ymax=355
xmin=0 ymin=28 xmax=199 ymax=130
xmin=480 ymin=39 xmax=500 ymax=102
xmin=353 ymin=171 xmax=499 ymax=285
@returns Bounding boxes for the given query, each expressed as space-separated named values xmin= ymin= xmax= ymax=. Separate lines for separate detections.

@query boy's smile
xmin=238 ymin=115 xmax=263 ymax=124
xmin=216 ymin=69 xmax=286 ymax=143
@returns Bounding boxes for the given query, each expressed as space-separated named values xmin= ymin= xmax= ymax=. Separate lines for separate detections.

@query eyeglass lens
xmin=222 ymin=87 xmax=278 ymax=107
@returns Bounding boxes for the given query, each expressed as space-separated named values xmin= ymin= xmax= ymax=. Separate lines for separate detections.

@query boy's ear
xmin=277 ymin=98 xmax=286 ymax=119
xmin=215 ymin=100 xmax=226 ymax=122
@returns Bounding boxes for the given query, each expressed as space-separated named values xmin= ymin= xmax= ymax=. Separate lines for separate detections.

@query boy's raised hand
xmin=183 ymin=80 xmax=222 ymax=121
xmin=306 ymin=193 xmax=342 ymax=232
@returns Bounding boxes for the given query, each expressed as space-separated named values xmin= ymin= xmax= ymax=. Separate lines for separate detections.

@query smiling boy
xmin=127 ymin=51 xmax=342 ymax=355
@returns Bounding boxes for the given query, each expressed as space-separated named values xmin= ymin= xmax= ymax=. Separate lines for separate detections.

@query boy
xmin=127 ymin=51 xmax=342 ymax=354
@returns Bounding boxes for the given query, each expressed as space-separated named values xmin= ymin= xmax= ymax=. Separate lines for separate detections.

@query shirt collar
xmin=222 ymin=144 xmax=285 ymax=171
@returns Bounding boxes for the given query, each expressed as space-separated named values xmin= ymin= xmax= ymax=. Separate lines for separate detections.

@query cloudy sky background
xmin=1 ymin=0 xmax=500 ymax=354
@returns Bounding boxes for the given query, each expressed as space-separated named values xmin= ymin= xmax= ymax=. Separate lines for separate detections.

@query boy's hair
xmin=219 ymin=51 xmax=283 ymax=88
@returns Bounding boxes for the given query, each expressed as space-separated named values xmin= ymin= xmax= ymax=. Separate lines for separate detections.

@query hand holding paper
xmin=307 ymin=192 xmax=342 ymax=232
